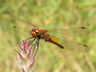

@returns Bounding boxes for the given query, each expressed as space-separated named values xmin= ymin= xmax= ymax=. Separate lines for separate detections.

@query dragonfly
xmin=13 ymin=17 xmax=88 ymax=56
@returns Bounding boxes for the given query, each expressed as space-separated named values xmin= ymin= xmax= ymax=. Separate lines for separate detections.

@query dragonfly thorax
xmin=31 ymin=28 xmax=50 ymax=40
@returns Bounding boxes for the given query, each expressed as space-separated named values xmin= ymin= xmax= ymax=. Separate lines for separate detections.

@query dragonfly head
xmin=31 ymin=28 xmax=39 ymax=38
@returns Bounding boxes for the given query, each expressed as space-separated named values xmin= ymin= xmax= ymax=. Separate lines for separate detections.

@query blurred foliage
xmin=0 ymin=0 xmax=96 ymax=72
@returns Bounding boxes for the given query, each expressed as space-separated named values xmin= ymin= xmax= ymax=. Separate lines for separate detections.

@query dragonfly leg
xmin=32 ymin=38 xmax=39 ymax=57
xmin=26 ymin=37 xmax=34 ymax=40
xmin=30 ymin=38 xmax=36 ymax=44
xmin=34 ymin=38 xmax=39 ymax=56
xmin=25 ymin=37 xmax=36 ymax=45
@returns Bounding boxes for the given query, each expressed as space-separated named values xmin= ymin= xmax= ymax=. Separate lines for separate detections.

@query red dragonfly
xmin=31 ymin=28 xmax=64 ymax=48
xmin=14 ymin=18 xmax=88 ymax=56
xmin=32 ymin=28 xmax=64 ymax=48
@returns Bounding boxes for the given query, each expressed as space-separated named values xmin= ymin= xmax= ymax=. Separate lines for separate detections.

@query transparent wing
xmin=47 ymin=27 xmax=89 ymax=52
xmin=12 ymin=17 xmax=89 ymax=52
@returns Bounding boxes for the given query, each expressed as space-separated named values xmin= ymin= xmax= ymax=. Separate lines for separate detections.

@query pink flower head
xmin=16 ymin=40 xmax=35 ymax=72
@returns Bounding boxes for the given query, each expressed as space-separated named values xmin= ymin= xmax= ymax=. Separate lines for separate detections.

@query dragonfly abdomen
xmin=48 ymin=37 xmax=64 ymax=49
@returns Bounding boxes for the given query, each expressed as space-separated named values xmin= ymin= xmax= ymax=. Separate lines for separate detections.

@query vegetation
xmin=0 ymin=0 xmax=96 ymax=72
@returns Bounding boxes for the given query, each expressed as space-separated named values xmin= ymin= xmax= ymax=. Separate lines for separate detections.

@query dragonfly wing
xmin=48 ymin=28 xmax=89 ymax=52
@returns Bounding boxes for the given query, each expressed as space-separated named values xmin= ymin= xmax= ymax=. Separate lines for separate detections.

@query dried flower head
xmin=16 ymin=40 xmax=35 ymax=72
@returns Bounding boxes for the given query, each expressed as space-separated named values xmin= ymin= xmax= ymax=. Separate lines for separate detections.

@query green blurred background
xmin=0 ymin=0 xmax=96 ymax=72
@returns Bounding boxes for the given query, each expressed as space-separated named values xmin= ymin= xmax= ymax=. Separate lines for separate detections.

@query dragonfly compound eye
xmin=31 ymin=32 xmax=37 ymax=38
